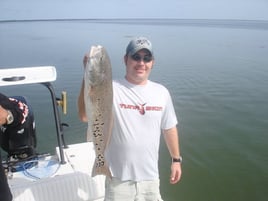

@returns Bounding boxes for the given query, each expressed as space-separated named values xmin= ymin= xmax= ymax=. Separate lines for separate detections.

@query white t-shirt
xmin=105 ymin=78 xmax=178 ymax=181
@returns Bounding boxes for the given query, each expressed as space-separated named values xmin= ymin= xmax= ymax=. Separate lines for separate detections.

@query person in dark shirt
xmin=0 ymin=93 xmax=30 ymax=201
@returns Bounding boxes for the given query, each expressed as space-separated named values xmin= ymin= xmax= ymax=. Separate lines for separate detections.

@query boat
xmin=0 ymin=66 xmax=105 ymax=201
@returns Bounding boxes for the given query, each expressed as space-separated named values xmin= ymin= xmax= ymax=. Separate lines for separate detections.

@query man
xmin=0 ymin=93 xmax=19 ymax=201
xmin=78 ymin=37 xmax=182 ymax=201
xmin=0 ymin=93 xmax=33 ymax=201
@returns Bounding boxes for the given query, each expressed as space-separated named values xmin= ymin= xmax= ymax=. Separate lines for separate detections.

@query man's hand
xmin=170 ymin=162 xmax=182 ymax=184
xmin=83 ymin=53 xmax=90 ymax=69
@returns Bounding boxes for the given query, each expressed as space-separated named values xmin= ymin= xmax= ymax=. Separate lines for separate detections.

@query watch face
xmin=7 ymin=111 xmax=14 ymax=124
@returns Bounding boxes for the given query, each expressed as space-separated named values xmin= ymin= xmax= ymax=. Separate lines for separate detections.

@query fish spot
xmin=95 ymin=154 xmax=105 ymax=167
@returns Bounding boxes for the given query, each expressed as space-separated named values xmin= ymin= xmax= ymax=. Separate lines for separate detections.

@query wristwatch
xmin=6 ymin=110 xmax=14 ymax=125
xmin=172 ymin=156 xmax=182 ymax=163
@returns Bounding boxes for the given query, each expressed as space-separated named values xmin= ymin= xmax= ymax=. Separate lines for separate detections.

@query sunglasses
xmin=131 ymin=54 xmax=153 ymax=63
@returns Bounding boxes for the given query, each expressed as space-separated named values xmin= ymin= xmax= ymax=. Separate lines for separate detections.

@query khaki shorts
xmin=104 ymin=177 xmax=163 ymax=201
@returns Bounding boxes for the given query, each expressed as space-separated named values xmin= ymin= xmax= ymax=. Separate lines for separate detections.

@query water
xmin=1 ymin=19 xmax=268 ymax=201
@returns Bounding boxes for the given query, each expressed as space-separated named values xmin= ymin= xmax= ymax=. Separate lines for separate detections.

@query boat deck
xmin=8 ymin=142 xmax=105 ymax=201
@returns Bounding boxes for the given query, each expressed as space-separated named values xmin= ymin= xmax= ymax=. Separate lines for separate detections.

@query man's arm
xmin=163 ymin=126 xmax=182 ymax=184
xmin=0 ymin=105 xmax=9 ymax=125
xmin=0 ymin=93 xmax=23 ymax=127
xmin=77 ymin=54 xmax=90 ymax=122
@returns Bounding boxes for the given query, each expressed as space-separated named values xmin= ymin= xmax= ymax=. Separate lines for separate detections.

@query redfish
xmin=84 ymin=45 xmax=113 ymax=177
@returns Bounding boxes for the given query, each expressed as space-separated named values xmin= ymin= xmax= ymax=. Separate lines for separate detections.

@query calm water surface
xmin=0 ymin=19 xmax=268 ymax=201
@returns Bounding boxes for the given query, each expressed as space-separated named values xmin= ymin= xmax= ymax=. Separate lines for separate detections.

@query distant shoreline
xmin=1 ymin=18 xmax=268 ymax=30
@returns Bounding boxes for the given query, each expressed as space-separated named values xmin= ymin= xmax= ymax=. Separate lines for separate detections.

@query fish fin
xmin=92 ymin=159 xmax=112 ymax=178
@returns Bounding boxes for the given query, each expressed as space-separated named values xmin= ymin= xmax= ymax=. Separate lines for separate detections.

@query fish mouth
xmin=89 ymin=45 xmax=103 ymax=58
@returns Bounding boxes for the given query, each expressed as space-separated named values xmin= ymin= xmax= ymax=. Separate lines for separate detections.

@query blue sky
xmin=1 ymin=0 xmax=268 ymax=21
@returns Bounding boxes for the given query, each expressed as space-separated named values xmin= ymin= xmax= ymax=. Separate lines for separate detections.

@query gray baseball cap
xmin=126 ymin=37 xmax=153 ymax=56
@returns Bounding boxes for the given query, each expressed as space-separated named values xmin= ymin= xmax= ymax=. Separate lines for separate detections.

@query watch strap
xmin=172 ymin=156 xmax=182 ymax=163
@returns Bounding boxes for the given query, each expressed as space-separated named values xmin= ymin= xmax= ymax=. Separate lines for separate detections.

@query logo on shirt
xmin=119 ymin=103 xmax=163 ymax=115
xmin=138 ymin=103 xmax=146 ymax=115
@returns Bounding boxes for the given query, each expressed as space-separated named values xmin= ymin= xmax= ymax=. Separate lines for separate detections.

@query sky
xmin=1 ymin=0 xmax=268 ymax=21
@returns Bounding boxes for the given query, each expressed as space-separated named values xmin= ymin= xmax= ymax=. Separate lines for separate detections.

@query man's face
xmin=124 ymin=49 xmax=154 ymax=85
